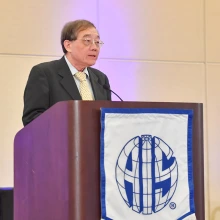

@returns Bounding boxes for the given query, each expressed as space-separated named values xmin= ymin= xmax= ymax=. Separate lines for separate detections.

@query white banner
xmin=100 ymin=108 xmax=196 ymax=220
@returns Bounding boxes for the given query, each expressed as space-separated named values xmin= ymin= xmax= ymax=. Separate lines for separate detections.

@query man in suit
xmin=22 ymin=20 xmax=111 ymax=126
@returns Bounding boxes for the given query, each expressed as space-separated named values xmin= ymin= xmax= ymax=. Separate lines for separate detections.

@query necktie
xmin=75 ymin=72 xmax=93 ymax=100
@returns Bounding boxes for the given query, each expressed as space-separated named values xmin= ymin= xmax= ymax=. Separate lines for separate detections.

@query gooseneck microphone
xmin=103 ymin=84 xmax=123 ymax=101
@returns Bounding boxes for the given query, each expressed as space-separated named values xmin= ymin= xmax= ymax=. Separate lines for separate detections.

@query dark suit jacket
xmin=22 ymin=56 xmax=111 ymax=126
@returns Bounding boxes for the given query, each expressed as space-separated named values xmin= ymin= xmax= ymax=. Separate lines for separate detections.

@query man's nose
xmin=90 ymin=40 xmax=98 ymax=50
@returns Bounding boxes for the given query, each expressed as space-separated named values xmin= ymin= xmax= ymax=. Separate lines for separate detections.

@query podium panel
xmin=14 ymin=101 xmax=204 ymax=220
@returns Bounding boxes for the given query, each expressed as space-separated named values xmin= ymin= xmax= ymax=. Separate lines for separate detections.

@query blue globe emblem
xmin=115 ymin=135 xmax=178 ymax=215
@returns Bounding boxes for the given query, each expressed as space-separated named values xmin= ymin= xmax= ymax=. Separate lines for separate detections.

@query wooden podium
xmin=14 ymin=101 xmax=204 ymax=220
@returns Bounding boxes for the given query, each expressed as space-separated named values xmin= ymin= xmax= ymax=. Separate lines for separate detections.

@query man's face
xmin=65 ymin=27 xmax=101 ymax=71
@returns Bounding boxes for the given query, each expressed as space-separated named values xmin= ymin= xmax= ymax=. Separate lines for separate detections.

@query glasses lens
xmin=97 ymin=40 xmax=104 ymax=47
xmin=82 ymin=38 xmax=104 ymax=47
xmin=83 ymin=38 xmax=91 ymax=46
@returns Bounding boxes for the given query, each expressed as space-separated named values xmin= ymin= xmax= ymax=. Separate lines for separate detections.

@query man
xmin=22 ymin=20 xmax=111 ymax=126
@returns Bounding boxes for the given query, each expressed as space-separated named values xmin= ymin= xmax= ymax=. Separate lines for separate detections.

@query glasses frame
xmin=76 ymin=37 xmax=104 ymax=48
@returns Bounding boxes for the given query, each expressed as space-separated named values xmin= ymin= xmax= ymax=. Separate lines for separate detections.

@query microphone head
xmin=103 ymin=84 xmax=110 ymax=90
xmin=102 ymin=84 xmax=123 ymax=101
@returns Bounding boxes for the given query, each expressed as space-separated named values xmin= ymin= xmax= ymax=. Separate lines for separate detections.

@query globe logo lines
xmin=115 ymin=135 xmax=178 ymax=215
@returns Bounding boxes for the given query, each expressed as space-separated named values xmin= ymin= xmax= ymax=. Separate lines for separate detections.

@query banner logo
xmin=115 ymin=135 xmax=178 ymax=215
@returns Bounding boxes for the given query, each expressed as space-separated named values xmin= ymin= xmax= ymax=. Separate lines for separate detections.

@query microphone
xmin=103 ymin=84 xmax=123 ymax=101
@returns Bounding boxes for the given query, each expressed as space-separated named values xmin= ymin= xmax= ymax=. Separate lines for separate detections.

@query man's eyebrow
xmin=83 ymin=34 xmax=100 ymax=38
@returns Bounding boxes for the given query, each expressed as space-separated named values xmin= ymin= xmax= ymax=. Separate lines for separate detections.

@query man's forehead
xmin=78 ymin=27 xmax=99 ymax=37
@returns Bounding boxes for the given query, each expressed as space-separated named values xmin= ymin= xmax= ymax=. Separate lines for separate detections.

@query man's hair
xmin=61 ymin=20 xmax=96 ymax=54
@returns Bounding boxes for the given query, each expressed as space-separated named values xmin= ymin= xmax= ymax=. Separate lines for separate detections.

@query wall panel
xmin=0 ymin=0 xmax=98 ymax=56
xmin=99 ymin=0 xmax=204 ymax=61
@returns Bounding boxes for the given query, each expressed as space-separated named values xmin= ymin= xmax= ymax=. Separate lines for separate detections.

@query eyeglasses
xmin=77 ymin=38 xmax=104 ymax=48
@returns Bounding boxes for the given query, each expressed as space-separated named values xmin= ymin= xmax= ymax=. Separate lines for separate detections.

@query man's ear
xmin=63 ymin=40 xmax=72 ymax=53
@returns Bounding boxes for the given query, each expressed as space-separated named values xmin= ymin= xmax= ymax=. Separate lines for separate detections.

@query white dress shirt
xmin=64 ymin=56 xmax=95 ymax=99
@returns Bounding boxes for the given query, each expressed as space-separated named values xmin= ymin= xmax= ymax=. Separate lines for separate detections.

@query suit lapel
xmin=57 ymin=57 xmax=82 ymax=100
xmin=88 ymin=68 xmax=106 ymax=100
xmin=56 ymin=57 xmax=106 ymax=100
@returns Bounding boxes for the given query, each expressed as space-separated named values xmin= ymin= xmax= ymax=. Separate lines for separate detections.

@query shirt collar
xmin=64 ymin=56 xmax=89 ymax=77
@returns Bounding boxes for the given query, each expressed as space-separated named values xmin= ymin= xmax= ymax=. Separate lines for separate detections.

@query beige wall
xmin=0 ymin=0 xmax=220 ymax=219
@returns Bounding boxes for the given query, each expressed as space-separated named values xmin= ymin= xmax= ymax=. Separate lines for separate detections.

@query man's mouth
xmin=88 ymin=55 xmax=96 ymax=58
